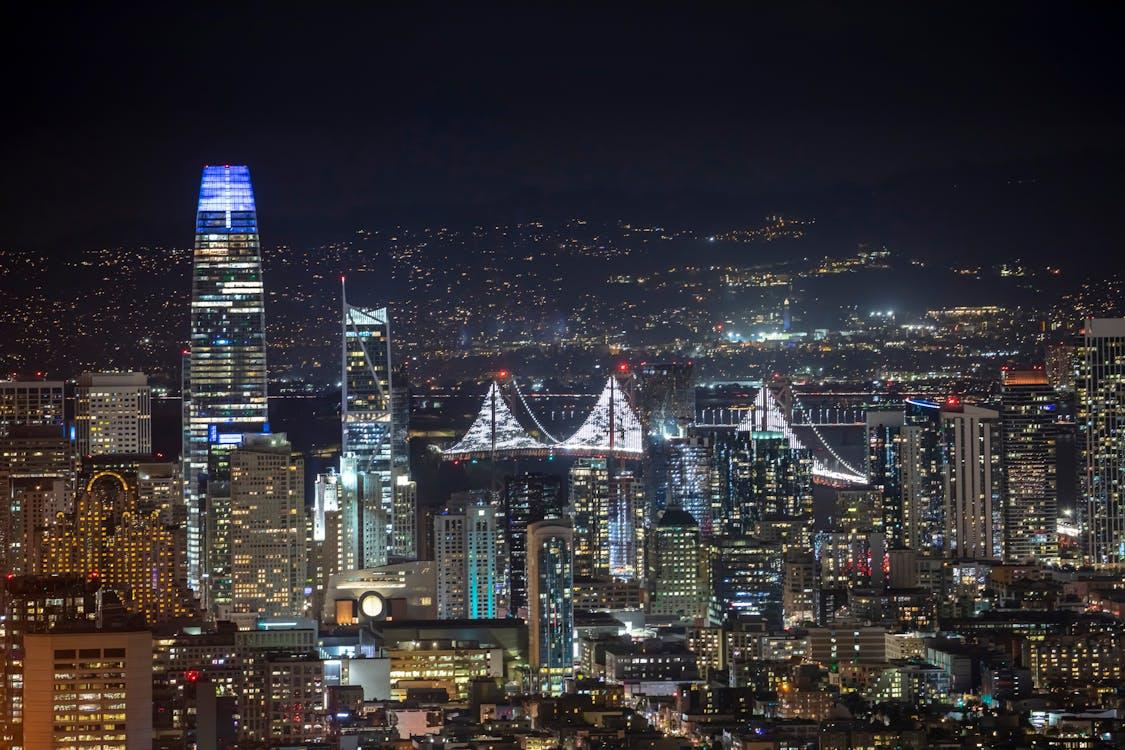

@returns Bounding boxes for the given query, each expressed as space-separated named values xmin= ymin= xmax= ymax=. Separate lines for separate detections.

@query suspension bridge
xmin=442 ymin=375 xmax=867 ymax=485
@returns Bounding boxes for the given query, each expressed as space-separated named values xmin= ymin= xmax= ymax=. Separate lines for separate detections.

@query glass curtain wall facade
xmin=1000 ymin=369 xmax=1059 ymax=563
xmin=341 ymin=286 xmax=394 ymax=566
xmin=183 ymin=165 xmax=268 ymax=591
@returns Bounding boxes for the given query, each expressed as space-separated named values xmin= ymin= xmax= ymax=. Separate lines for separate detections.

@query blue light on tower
xmin=183 ymin=165 xmax=269 ymax=593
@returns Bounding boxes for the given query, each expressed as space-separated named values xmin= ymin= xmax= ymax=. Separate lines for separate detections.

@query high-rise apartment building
xmin=341 ymin=287 xmax=396 ymax=566
xmin=393 ymin=474 xmax=417 ymax=560
xmin=1000 ymin=368 xmax=1059 ymax=563
xmin=940 ymin=404 xmax=1001 ymax=561
xmin=667 ymin=435 xmax=719 ymax=538
xmin=866 ymin=409 xmax=905 ymax=546
xmin=648 ymin=507 xmax=708 ymax=620
xmin=0 ymin=426 xmax=75 ymax=575
xmin=434 ymin=496 xmax=504 ymax=619
xmin=737 ymin=429 xmax=813 ymax=524
xmin=75 ymin=372 xmax=151 ymax=457
xmin=1079 ymin=318 xmax=1125 ymax=566
xmin=608 ymin=470 xmax=646 ymax=581
xmin=782 ymin=551 xmax=817 ymax=627
xmin=23 ymin=626 xmax=153 ymax=750
xmin=183 ymin=165 xmax=269 ymax=592
xmin=527 ymin=520 xmax=574 ymax=696
xmin=712 ymin=535 xmax=776 ymax=622
xmin=229 ymin=434 xmax=306 ymax=618
xmin=570 ymin=457 xmax=609 ymax=578
xmin=901 ymin=399 xmax=944 ymax=551
xmin=311 ymin=469 xmax=358 ymax=594
xmin=0 ymin=380 xmax=64 ymax=438
xmin=503 ymin=472 xmax=563 ymax=616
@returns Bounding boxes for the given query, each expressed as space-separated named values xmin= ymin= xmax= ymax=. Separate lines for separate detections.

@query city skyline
xmin=0 ymin=6 xmax=1123 ymax=749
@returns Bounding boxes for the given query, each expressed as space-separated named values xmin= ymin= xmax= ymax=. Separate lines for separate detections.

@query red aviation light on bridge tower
xmin=617 ymin=362 xmax=629 ymax=374
xmin=496 ymin=369 xmax=510 ymax=380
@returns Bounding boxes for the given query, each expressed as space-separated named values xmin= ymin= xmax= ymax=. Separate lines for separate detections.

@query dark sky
xmin=2 ymin=3 xmax=1123 ymax=260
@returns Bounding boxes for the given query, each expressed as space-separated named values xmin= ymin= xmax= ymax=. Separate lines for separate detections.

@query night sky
xmin=2 ymin=4 xmax=1123 ymax=263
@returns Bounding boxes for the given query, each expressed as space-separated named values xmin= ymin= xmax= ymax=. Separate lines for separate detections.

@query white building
xmin=1080 ymin=318 xmax=1125 ymax=567
xmin=75 ymin=372 xmax=151 ymax=457
xmin=434 ymin=496 xmax=504 ymax=619
xmin=940 ymin=404 xmax=1001 ymax=560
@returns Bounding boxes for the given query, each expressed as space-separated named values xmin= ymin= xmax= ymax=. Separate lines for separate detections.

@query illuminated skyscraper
xmin=738 ymin=429 xmax=813 ymax=524
xmin=229 ymin=434 xmax=306 ymax=618
xmin=608 ymin=470 xmax=646 ymax=581
xmin=183 ymin=165 xmax=269 ymax=591
xmin=1079 ymin=318 xmax=1125 ymax=566
xmin=0 ymin=426 xmax=75 ymax=575
xmin=866 ymin=409 xmax=905 ymax=547
xmin=341 ymin=282 xmax=394 ymax=566
xmin=901 ymin=399 xmax=944 ymax=551
xmin=434 ymin=496 xmax=504 ymax=619
xmin=1000 ymin=369 xmax=1059 ymax=563
xmin=940 ymin=403 xmax=1001 ymax=561
xmin=712 ymin=536 xmax=779 ymax=621
xmin=75 ymin=372 xmax=151 ymax=457
xmin=667 ymin=435 xmax=719 ymax=538
xmin=648 ymin=508 xmax=708 ymax=621
xmin=569 ymin=457 xmax=609 ymax=578
xmin=502 ymin=472 xmax=563 ymax=616
xmin=527 ymin=519 xmax=573 ymax=696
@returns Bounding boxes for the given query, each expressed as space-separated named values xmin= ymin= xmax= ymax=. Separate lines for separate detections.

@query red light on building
xmin=185 ymin=669 xmax=201 ymax=684
xmin=945 ymin=395 xmax=961 ymax=407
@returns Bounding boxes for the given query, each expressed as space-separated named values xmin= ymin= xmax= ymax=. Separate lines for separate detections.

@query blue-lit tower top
xmin=196 ymin=164 xmax=257 ymax=221
xmin=183 ymin=164 xmax=269 ymax=593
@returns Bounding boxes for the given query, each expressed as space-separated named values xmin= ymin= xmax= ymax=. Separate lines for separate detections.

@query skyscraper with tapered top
xmin=341 ymin=279 xmax=395 ymax=566
xmin=183 ymin=165 xmax=269 ymax=592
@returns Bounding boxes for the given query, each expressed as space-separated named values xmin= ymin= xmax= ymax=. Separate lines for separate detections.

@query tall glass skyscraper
xmin=341 ymin=282 xmax=394 ymax=566
xmin=527 ymin=519 xmax=574 ymax=696
xmin=1000 ymin=369 xmax=1059 ymax=563
xmin=183 ymin=165 xmax=269 ymax=591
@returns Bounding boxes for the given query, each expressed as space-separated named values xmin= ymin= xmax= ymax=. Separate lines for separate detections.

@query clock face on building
xmin=359 ymin=592 xmax=385 ymax=619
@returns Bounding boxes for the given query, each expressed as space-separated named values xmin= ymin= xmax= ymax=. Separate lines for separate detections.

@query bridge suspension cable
xmin=790 ymin=392 xmax=867 ymax=481
xmin=510 ymin=376 xmax=561 ymax=444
